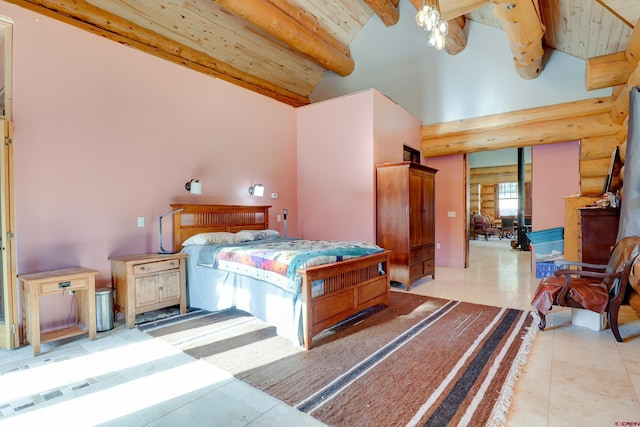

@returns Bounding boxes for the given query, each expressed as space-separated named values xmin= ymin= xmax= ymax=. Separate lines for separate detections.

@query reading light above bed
xmin=248 ymin=183 xmax=264 ymax=197
xmin=185 ymin=179 xmax=202 ymax=194
xmin=158 ymin=207 xmax=185 ymax=254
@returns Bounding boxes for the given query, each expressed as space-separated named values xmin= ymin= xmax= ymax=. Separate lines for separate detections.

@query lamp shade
xmin=249 ymin=183 xmax=264 ymax=197
xmin=185 ymin=179 xmax=202 ymax=194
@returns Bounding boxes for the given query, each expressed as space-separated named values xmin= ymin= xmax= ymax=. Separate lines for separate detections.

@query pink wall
xmin=296 ymin=89 xmax=421 ymax=242
xmin=3 ymin=3 xmax=298 ymax=331
xmin=296 ymin=92 xmax=374 ymax=241
xmin=372 ymin=90 xmax=422 ymax=166
xmin=424 ymin=155 xmax=467 ymax=268
xmin=531 ymin=141 xmax=580 ymax=231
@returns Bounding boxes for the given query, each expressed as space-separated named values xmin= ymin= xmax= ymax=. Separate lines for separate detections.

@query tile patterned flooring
xmin=1 ymin=238 xmax=639 ymax=426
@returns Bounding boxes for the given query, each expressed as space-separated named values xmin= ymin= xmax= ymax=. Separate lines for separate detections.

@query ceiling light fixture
xmin=415 ymin=0 xmax=448 ymax=50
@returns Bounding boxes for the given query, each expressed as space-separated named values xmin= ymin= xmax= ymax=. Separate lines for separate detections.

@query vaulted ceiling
xmin=5 ymin=0 xmax=639 ymax=107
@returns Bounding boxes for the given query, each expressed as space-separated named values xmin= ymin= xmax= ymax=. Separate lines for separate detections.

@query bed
xmin=171 ymin=204 xmax=391 ymax=349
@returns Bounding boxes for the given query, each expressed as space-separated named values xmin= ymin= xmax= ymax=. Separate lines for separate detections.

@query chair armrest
xmin=552 ymin=260 xmax=607 ymax=277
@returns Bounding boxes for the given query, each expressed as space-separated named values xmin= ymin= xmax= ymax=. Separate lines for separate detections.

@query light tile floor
xmin=1 ymin=239 xmax=639 ymax=426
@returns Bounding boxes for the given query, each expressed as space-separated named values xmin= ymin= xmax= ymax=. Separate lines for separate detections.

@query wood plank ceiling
xmin=5 ymin=0 xmax=638 ymax=108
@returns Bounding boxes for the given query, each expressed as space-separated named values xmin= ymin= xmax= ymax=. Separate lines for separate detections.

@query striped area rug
xmin=141 ymin=291 xmax=538 ymax=426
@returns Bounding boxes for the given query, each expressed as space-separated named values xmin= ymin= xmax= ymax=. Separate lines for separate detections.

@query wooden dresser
xmin=578 ymin=207 xmax=620 ymax=265
xmin=376 ymin=162 xmax=437 ymax=291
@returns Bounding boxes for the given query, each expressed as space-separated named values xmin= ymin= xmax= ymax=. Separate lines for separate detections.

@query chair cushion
xmin=531 ymin=276 xmax=609 ymax=315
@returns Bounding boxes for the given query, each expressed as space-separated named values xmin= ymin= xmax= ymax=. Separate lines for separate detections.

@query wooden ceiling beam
xmin=610 ymin=60 xmax=640 ymax=123
xmin=420 ymin=97 xmax=619 ymax=157
xmin=585 ymin=22 xmax=640 ymax=90
xmin=212 ymin=0 xmax=354 ymax=76
xmin=585 ymin=51 xmax=636 ymax=90
xmin=267 ymin=0 xmax=350 ymax=57
xmin=439 ymin=0 xmax=490 ymax=20
xmin=492 ymin=0 xmax=546 ymax=79
xmin=444 ymin=16 xmax=468 ymax=55
xmin=364 ymin=0 xmax=399 ymax=27
xmin=410 ymin=0 xmax=490 ymax=20
xmin=6 ymin=0 xmax=309 ymax=106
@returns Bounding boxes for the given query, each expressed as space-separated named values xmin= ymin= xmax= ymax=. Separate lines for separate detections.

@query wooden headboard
xmin=171 ymin=204 xmax=271 ymax=252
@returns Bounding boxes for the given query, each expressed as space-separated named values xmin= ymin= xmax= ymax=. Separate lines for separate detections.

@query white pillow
xmin=182 ymin=232 xmax=237 ymax=246
xmin=235 ymin=229 xmax=281 ymax=242
xmin=234 ymin=230 xmax=256 ymax=242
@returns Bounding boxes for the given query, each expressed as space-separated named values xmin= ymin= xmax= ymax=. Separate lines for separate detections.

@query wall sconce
xmin=248 ymin=183 xmax=265 ymax=197
xmin=158 ymin=207 xmax=185 ymax=254
xmin=185 ymin=179 xmax=202 ymax=194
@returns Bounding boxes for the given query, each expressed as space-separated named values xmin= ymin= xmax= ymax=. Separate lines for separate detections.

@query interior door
xmin=0 ymin=118 xmax=17 ymax=349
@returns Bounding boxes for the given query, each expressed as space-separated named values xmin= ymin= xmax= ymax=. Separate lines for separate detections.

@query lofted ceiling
xmin=4 ymin=0 xmax=639 ymax=107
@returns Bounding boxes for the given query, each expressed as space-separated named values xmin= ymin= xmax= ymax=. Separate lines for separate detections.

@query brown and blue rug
xmin=140 ymin=291 xmax=538 ymax=426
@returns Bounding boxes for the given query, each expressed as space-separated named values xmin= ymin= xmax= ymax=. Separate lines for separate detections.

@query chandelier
xmin=415 ymin=0 xmax=448 ymax=50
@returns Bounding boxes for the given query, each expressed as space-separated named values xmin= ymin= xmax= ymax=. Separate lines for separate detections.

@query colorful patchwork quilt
xmin=196 ymin=238 xmax=383 ymax=294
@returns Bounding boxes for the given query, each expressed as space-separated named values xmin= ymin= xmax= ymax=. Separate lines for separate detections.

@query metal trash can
xmin=96 ymin=287 xmax=114 ymax=332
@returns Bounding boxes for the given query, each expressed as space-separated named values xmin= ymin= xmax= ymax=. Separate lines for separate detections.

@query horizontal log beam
xmin=268 ymin=0 xmax=350 ymax=57
xmin=585 ymin=51 xmax=636 ymax=90
xmin=213 ymin=0 xmax=354 ymax=76
xmin=580 ymin=157 xmax=611 ymax=178
xmin=581 ymin=176 xmax=606 ymax=196
xmin=580 ymin=134 xmax=619 ymax=160
xmin=585 ymin=22 xmax=640 ymax=91
xmin=439 ymin=0 xmax=491 ymax=20
xmin=421 ymin=97 xmax=619 ymax=157
xmin=470 ymin=164 xmax=532 ymax=185
xmin=364 ymin=0 xmax=399 ymax=27
xmin=7 ymin=0 xmax=310 ymax=106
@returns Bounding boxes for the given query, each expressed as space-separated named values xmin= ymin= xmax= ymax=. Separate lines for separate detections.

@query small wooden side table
xmin=19 ymin=267 xmax=98 ymax=356
xmin=109 ymin=253 xmax=188 ymax=328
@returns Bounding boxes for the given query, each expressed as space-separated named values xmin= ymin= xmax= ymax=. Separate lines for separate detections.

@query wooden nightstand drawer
xmin=133 ymin=258 xmax=181 ymax=275
xmin=39 ymin=277 xmax=88 ymax=295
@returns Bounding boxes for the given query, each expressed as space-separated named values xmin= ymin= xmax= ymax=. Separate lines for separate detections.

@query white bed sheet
xmin=182 ymin=244 xmax=304 ymax=347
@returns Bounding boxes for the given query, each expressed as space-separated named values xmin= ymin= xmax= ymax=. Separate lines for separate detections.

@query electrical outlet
xmin=277 ymin=214 xmax=282 ymax=222
xmin=137 ymin=217 xmax=144 ymax=227
xmin=271 ymin=192 xmax=278 ymax=199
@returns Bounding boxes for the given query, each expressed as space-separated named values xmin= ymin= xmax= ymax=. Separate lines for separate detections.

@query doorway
xmin=467 ymin=148 xmax=532 ymax=266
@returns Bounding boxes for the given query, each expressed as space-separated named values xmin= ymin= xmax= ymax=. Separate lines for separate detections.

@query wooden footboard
xmin=299 ymin=250 xmax=391 ymax=350
xmin=170 ymin=204 xmax=391 ymax=350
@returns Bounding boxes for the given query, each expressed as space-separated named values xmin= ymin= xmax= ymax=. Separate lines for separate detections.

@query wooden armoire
xmin=376 ymin=162 xmax=437 ymax=291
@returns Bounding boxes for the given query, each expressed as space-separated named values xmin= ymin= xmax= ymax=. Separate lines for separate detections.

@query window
xmin=498 ymin=182 xmax=518 ymax=217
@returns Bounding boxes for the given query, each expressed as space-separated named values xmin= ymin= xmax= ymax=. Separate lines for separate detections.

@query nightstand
xmin=109 ymin=253 xmax=188 ymax=328
xmin=19 ymin=267 xmax=98 ymax=356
